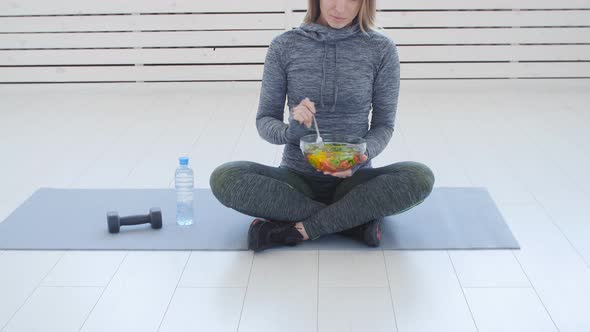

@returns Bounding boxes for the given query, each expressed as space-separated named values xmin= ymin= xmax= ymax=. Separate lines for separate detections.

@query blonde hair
xmin=303 ymin=0 xmax=377 ymax=33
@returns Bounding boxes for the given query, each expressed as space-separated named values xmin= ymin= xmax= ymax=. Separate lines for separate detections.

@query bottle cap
xmin=179 ymin=156 xmax=189 ymax=165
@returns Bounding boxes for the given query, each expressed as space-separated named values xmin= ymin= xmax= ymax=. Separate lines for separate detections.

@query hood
xmin=293 ymin=22 xmax=364 ymax=111
xmin=294 ymin=21 xmax=362 ymax=42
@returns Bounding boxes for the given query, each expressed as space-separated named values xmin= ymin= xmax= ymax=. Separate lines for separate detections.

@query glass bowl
xmin=300 ymin=134 xmax=367 ymax=172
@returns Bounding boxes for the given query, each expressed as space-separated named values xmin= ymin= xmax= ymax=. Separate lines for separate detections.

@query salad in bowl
xmin=300 ymin=134 xmax=367 ymax=172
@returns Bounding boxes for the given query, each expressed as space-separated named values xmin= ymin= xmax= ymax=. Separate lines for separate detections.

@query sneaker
xmin=247 ymin=218 xmax=305 ymax=252
xmin=338 ymin=218 xmax=382 ymax=247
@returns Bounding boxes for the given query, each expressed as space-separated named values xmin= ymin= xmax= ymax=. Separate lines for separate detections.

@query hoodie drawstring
xmin=320 ymin=42 xmax=327 ymax=108
xmin=331 ymin=43 xmax=339 ymax=112
xmin=321 ymin=42 xmax=339 ymax=112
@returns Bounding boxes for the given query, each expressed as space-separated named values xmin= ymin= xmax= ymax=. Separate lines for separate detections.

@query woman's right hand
xmin=291 ymin=97 xmax=316 ymax=128
xmin=286 ymin=97 xmax=316 ymax=142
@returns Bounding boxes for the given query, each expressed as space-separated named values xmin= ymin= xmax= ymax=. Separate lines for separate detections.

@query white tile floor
xmin=0 ymin=79 xmax=589 ymax=332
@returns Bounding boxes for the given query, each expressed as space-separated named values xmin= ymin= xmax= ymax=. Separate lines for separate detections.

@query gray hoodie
xmin=255 ymin=21 xmax=400 ymax=179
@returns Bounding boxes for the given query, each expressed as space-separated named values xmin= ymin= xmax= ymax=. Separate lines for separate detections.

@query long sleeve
xmin=365 ymin=38 xmax=400 ymax=159
xmin=255 ymin=36 xmax=290 ymax=145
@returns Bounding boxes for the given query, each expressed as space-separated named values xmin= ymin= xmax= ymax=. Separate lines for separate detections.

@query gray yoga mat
xmin=0 ymin=187 xmax=519 ymax=250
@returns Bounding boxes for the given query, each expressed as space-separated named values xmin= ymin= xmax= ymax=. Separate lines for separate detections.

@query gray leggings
xmin=209 ymin=161 xmax=435 ymax=240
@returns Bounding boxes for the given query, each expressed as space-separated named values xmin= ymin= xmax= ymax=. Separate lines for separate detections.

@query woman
xmin=210 ymin=0 xmax=435 ymax=251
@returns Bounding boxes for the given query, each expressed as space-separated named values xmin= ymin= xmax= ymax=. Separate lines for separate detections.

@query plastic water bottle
xmin=175 ymin=156 xmax=194 ymax=226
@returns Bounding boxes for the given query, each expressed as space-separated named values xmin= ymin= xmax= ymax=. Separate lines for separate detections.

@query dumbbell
xmin=107 ymin=208 xmax=162 ymax=234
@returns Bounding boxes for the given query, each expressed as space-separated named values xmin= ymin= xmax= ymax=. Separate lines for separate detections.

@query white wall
xmin=1 ymin=0 xmax=589 ymax=83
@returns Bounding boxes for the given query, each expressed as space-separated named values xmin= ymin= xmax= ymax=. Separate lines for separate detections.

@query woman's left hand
xmin=323 ymin=153 xmax=369 ymax=178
